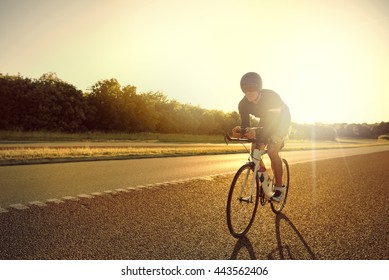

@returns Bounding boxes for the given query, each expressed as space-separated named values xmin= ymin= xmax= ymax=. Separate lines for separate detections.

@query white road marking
xmin=91 ymin=192 xmax=104 ymax=196
xmin=0 ymin=173 xmax=233 ymax=214
xmin=29 ymin=201 xmax=47 ymax=207
xmin=62 ymin=196 xmax=79 ymax=201
xmin=78 ymin=194 xmax=94 ymax=199
xmin=9 ymin=204 xmax=29 ymax=210
xmin=46 ymin=198 xmax=64 ymax=204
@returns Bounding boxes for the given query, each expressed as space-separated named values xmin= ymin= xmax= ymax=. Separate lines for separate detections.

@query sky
xmin=1 ymin=0 xmax=388 ymax=124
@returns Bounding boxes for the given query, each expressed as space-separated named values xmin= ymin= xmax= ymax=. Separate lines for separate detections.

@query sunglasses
xmin=242 ymin=83 xmax=258 ymax=93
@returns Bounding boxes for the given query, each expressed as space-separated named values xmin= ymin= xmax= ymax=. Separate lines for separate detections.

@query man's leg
xmin=267 ymin=138 xmax=285 ymax=201
xmin=268 ymin=141 xmax=283 ymax=187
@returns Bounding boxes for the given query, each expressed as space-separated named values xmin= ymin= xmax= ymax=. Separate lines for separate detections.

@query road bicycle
xmin=225 ymin=129 xmax=290 ymax=238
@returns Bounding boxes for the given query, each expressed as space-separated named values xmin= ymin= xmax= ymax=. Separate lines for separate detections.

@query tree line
xmin=289 ymin=122 xmax=389 ymax=140
xmin=0 ymin=73 xmax=239 ymax=135
xmin=1 ymin=73 xmax=388 ymax=140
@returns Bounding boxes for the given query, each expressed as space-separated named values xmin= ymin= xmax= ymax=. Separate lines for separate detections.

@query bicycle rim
xmin=227 ymin=163 xmax=259 ymax=238
xmin=271 ymin=158 xmax=290 ymax=214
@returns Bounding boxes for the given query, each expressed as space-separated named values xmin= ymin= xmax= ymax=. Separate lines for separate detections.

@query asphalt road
xmin=0 ymin=148 xmax=388 ymax=259
xmin=1 ymin=146 xmax=388 ymax=209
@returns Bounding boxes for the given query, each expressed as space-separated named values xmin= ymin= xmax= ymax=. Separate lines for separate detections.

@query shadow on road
xmin=268 ymin=213 xmax=316 ymax=260
xmin=229 ymin=236 xmax=257 ymax=260
xmin=228 ymin=214 xmax=316 ymax=260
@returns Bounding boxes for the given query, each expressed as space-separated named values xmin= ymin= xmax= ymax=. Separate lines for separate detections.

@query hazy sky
xmin=1 ymin=0 xmax=388 ymax=124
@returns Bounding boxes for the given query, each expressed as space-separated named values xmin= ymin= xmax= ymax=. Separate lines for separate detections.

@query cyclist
xmin=233 ymin=72 xmax=291 ymax=202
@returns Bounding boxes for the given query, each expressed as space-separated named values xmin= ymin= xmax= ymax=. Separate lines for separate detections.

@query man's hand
xmin=245 ymin=130 xmax=256 ymax=139
xmin=232 ymin=126 xmax=255 ymax=139
xmin=232 ymin=126 xmax=243 ymax=138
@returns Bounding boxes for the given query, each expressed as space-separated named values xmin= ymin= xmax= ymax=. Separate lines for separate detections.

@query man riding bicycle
xmin=233 ymin=72 xmax=291 ymax=202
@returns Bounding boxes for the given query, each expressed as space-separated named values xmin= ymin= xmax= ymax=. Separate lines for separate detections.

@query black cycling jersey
xmin=238 ymin=89 xmax=291 ymax=139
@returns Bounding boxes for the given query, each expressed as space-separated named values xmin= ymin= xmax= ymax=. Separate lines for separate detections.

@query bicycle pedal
xmin=239 ymin=197 xmax=251 ymax=203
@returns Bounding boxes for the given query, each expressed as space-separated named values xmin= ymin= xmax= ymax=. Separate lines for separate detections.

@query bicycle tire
xmin=227 ymin=163 xmax=259 ymax=238
xmin=270 ymin=158 xmax=290 ymax=214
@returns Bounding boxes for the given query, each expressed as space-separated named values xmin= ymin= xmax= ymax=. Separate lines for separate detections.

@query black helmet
xmin=240 ymin=72 xmax=262 ymax=93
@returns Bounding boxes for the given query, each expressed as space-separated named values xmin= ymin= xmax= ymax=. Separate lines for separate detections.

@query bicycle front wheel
xmin=227 ymin=163 xmax=259 ymax=238
xmin=270 ymin=158 xmax=290 ymax=214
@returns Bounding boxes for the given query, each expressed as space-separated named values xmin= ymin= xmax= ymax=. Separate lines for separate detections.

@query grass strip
xmin=1 ymin=138 xmax=388 ymax=166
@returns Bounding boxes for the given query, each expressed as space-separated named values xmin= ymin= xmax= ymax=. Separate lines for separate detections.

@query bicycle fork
xmin=238 ymin=150 xmax=262 ymax=203
xmin=238 ymin=169 xmax=255 ymax=203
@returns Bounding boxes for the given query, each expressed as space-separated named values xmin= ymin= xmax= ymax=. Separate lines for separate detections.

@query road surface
xmin=1 ymin=146 xmax=388 ymax=209
xmin=0 ymin=146 xmax=388 ymax=259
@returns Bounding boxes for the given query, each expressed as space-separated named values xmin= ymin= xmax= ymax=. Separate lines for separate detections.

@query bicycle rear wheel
xmin=227 ymin=163 xmax=259 ymax=238
xmin=270 ymin=158 xmax=290 ymax=214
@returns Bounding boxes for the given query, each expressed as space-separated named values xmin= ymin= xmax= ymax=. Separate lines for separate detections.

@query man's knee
xmin=267 ymin=143 xmax=281 ymax=159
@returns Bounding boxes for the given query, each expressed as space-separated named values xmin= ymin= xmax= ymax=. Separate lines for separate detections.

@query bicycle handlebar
xmin=225 ymin=127 xmax=270 ymax=145
xmin=224 ymin=134 xmax=256 ymax=145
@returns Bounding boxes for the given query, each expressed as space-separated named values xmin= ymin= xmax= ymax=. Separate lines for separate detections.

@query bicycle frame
xmin=225 ymin=134 xmax=274 ymax=201
xmin=249 ymin=147 xmax=275 ymax=200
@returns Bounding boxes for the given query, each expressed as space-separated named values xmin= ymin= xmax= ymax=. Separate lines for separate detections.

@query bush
xmin=378 ymin=135 xmax=389 ymax=140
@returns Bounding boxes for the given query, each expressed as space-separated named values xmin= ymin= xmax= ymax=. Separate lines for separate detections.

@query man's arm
xmin=238 ymin=99 xmax=251 ymax=129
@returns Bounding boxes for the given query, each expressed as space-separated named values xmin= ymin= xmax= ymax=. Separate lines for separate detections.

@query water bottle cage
xmin=259 ymin=173 xmax=265 ymax=183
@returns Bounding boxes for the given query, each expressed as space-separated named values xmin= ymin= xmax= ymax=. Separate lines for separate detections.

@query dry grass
xmin=0 ymin=145 xmax=247 ymax=163
xmin=1 ymin=137 xmax=388 ymax=164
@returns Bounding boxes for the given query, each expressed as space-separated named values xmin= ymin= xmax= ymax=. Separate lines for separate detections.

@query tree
xmin=0 ymin=73 xmax=87 ymax=132
xmin=25 ymin=74 xmax=86 ymax=131
xmin=85 ymin=79 xmax=124 ymax=131
xmin=289 ymin=123 xmax=336 ymax=140
xmin=372 ymin=122 xmax=389 ymax=138
xmin=0 ymin=74 xmax=35 ymax=130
